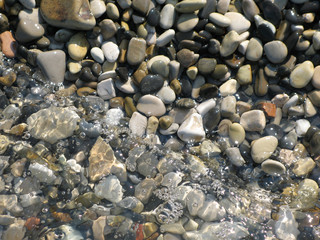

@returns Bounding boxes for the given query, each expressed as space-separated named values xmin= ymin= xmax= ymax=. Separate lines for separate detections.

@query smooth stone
xmin=220 ymin=96 xmax=236 ymax=118
xmin=176 ymin=98 xmax=195 ymax=109
xmin=225 ymin=147 xmax=246 ymax=166
xmin=196 ymin=98 xmax=216 ymax=116
xmin=98 ymin=71 xmax=117 ymax=81
xmin=236 ymin=64 xmax=252 ymax=85
xmin=199 ymin=0 xmax=216 ymax=18
xmin=115 ymin=77 xmax=138 ymax=94
xmin=127 ymin=38 xmax=146 ymax=66
xmin=15 ymin=19 xmax=44 ymax=43
xmin=90 ymin=0 xmax=106 ymax=18
xmin=217 ymin=0 xmax=230 ymax=14
xmin=262 ymin=1 xmax=281 ymax=27
xmin=97 ymin=79 xmax=116 ymax=100
xmin=0 ymin=13 xmax=9 ymax=33
xmin=240 ymin=110 xmax=266 ymax=132
xmin=177 ymin=49 xmax=196 ymax=68
xmin=129 ymin=112 xmax=147 ymax=137
xmin=0 ymin=71 xmax=16 ymax=87
xmin=308 ymin=90 xmax=320 ymax=107
xmin=312 ymin=65 xmax=320 ymax=89
xmin=211 ymin=64 xmax=228 ymax=79
xmin=292 ymin=157 xmax=315 ymax=176
xmin=229 ymin=123 xmax=245 ymax=145
xmin=177 ymin=113 xmax=205 ymax=143
xmin=261 ymin=159 xmax=286 ymax=176
xmin=264 ymin=41 xmax=288 ymax=64
xmin=140 ymin=74 xmax=164 ymax=95
xmin=186 ymin=189 xmax=205 ymax=216
xmin=238 ymin=40 xmax=249 ymax=55
xmin=290 ymin=60 xmax=314 ymax=88
xmin=191 ymin=75 xmax=205 ymax=98
xmin=147 ymin=55 xmax=170 ymax=71
xmin=159 ymin=115 xmax=174 ymax=130
xmin=169 ymin=108 xmax=197 ymax=124
xmin=156 ymin=29 xmax=175 ymax=47
xmin=264 ymin=124 xmax=284 ymax=140
xmin=251 ymin=136 xmax=278 ymax=163
xmin=27 ymin=106 xmax=79 ymax=144
xmin=40 ymin=0 xmax=96 ymax=30
xmin=175 ymin=0 xmax=206 ymax=13
xmin=254 ymin=15 xmax=276 ymax=34
xmin=101 ymin=41 xmax=119 ymax=63
xmin=106 ymin=3 xmax=119 ymax=20
xmin=67 ymin=33 xmax=89 ymax=61
xmin=305 ymin=98 xmax=317 ymax=117
xmin=19 ymin=0 xmax=36 ymax=9
xmin=137 ymin=95 xmax=166 ymax=117
xmin=132 ymin=0 xmax=150 ymax=15
xmin=225 ymin=12 xmax=251 ymax=34
xmin=99 ymin=19 xmax=117 ymax=40
xmin=177 ymin=13 xmax=199 ymax=32
xmin=208 ymin=12 xmax=230 ymax=27
xmin=160 ymin=4 xmax=176 ymax=29
xmin=157 ymin=86 xmax=176 ymax=104
xmin=18 ymin=8 xmax=43 ymax=24
xmin=197 ymin=58 xmax=216 ymax=75
xmin=246 ymin=37 xmax=263 ymax=61
xmin=220 ymin=30 xmax=240 ymax=57
xmin=0 ymin=31 xmax=18 ymax=58
xmin=90 ymin=47 xmax=104 ymax=64
xmin=313 ymin=31 xmax=320 ymax=50
xmin=37 ymin=50 xmax=66 ymax=84
xmin=295 ymin=119 xmax=310 ymax=137
xmin=242 ymin=0 xmax=260 ymax=21
xmin=219 ymin=79 xmax=240 ymax=97
xmin=3 ymin=220 xmax=26 ymax=240
xmin=147 ymin=8 xmax=160 ymax=26
xmin=151 ymin=60 xmax=169 ymax=77
xmin=279 ymin=130 xmax=297 ymax=150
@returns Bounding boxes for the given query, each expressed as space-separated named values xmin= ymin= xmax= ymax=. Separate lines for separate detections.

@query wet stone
xmin=94 ymin=175 xmax=123 ymax=203
xmin=261 ymin=159 xmax=286 ymax=176
xmin=264 ymin=40 xmax=288 ymax=64
xmin=127 ymin=38 xmax=146 ymax=66
xmin=15 ymin=19 xmax=44 ymax=43
xmin=197 ymin=58 xmax=216 ymax=75
xmin=251 ymin=136 xmax=278 ymax=163
xmin=279 ymin=130 xmax=298 ymax=150
xmin=137 ymin=95 xmax=166 ymax=117
xmin=240 ymin=110 xmax=266 ymax=132
xmin=177 ymin=113 xmax=205 ymax=143
xmin=140 ymin=74 xmax=164 ymax=95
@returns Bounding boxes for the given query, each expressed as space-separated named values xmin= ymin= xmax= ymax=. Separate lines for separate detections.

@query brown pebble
xmin=0 ymin=71 xmax=16 ymax=87
xmin=256 ymin=102 xmax=276 ymax=118
xmin=25 ymin=217 xmax=40 ymax=231
xmin=0 ymin=31 xmax=18 ymax=58
xmin=77 ymin=87 xmax=96 ymax=96
xmin=170 ymin=79 xmax=182 ymax=95
xmin=55 ymin=84 xmax=77 ymax=97
xmin=110 ymin=97 xmax=124 ymax=108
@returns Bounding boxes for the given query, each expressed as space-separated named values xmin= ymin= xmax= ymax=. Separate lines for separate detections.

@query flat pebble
xmin=290 ymin=60 xmax=314 ymax=88
xmin=97 ymin=79 xmax=116 ymax=100
xmin=209 ymin=12 xmax=231 ymax=27
xmin=15 ymin=19 xmax=44 ymax=43
xmin=90 ymin=47 xmax=105 ymax=64
xmin=240 ymin=110 xmax=266 ymax=132
xmin=246 ymin=37 xmax=263 ymax=61
xmin=219 ymin=79 xmax=240 ymax=97
xmin=177 ymin=13 xmax=199 ymax=32
xmin=225 ymin=12 xmax=251 ymax=34
xmin=264 ymin=40 xmax=288 ymax=64
xmin=157 ymin=86 xmax=176 ymax=104
xmin=160 ymin=4 xmax=176 ymax=29
xmin=137 ymin=95 xmax=166 ymax=117
xmin=127 ymin=37 xmax=146 ymax=65
xmin=220 ymin=30 xmax=240 ymax=57
xmin=251 ymin=136 xmax=278 ymax=163
xmin=101 ymin=41 xmax=120 ymax=63
xmin=261 ymin=159 xmax=286 ymax=176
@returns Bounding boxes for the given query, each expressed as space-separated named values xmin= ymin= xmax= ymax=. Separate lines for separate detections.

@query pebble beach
xmin=1 ymin=0 xmax=320 ymax=239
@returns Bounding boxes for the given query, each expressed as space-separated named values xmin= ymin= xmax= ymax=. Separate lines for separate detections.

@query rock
xmin=225 ymin=12 xmax=251 ymax=34
xmin=186 ymin=189 xmax=205 ymax=216
xmin=15 ymin=19 xmax=44 ymax=43
xmin=135 ymin=178 xmax=156 ymax=204
xmin=0 ymin=31 xmax=18 ymax=58
xmin=29 ymin=162 xmax=57 ymax=184
xmin=97 ymin=79 xmax=116 ymax=100
xmin=67 ymin=32 xmax=89 ymax=61
xmin=199 ymin=140 xmax=221 ymax=157
xmin=236 ymin=64 xmax=252 ymax=85
xmin=220 ymin=30 xmax=240 ymax=57
xmin=176 ymin=13 xmax=199 ymax=32
xmin=115 ymin=77 xmax=138 ymax=94
xmin=101 ymin=41 xmax=119 ymax=63
xmin=261 ymin=159 xmax=286 ymax=176
xmin=225 ymin=147 xmax=246 ymax=166
xmin=2 ymin=220 xmax=26 ymax=240
xmin=27 ymin=106 xmax=79 ymax=144
xmin=132 ymin=0 xmax=150 ymax=15
xmin=90 ymin=0 xmax=106 ymax=18
xmin=127 ymin=38 xmax=146 ymax=65
xmin=157 ymin=86 xmax=176 ymax=104
xmin=240 ymin=110 xmax=266 ymax=131
xmin=95 ymin=175 xmax=123 ymax=203
xmin=251 ymin=136 xmax=278 ymax=163
xmin=295 ymin=119 xmax=310 ymax=137
xmin=292 ymin=157 xmax=315 ymax=176
xmin=104 ymin=109 xmax=124 ymax=127
xmin=264 ymin=41 xmax=288 ymax=64
xmin=140 ymin=74 xmax=164 ymax=95
xmin=177 ymin=48 xmax=196 ymax=68
xmin=229 ymin=123 xmax=245 ymax=145
xmin=196 ymin=98 xmax=216 ymax=116
xmin=137 ymin=95 xmax=166 ymax=117
xmin=246 ymin=37 xmax=263 ymax=61
xmin=290 ymin=60 xmax=314 ymax=88
xmin=19 ymin=0 xmax=36 ymax=9
xmin=160 ymin=4 xmax=176 ymax=29
xmin=90 ymin=47 xmax=104 ymax=64
xmin=156 ymin=29 xmax=175 ymax=47
xmin=197 ymin=201 xmax=226 ymax=222
xmin=92 ymin=216 xmax=107 ymax=240
xmin=219 ymin=79 xmax=240 ymax=97
xmin=242 ymin=0 xmax=260 ymax=21
xmin=275 ymin=206 xmax=299 ymax=240
xmin=177 ymin=113 xmax=205 ymax=143
xmin=197 ymin=58 xmax=217 ymax=75
xmin=312 ymin=65 xmax=320 ymax=89
xmin=40 ymin=0 xmax=96 ymax=30
xmin=37 ymin=50 xmax=66 ymax=84
xmin=0 ymin=71 xmax=16 ymax=87
xmin=209 ymin=12 xmax=231 ymax=27
xmin=175 ymin=0 xmax=206 ymax=13
xmin=99 ymin=19 xmax=117 ymax=40
xmin=129 ymin=112 xmax=147 ymax=137
xmin=291 ymin=179 xmax=319 ymax=210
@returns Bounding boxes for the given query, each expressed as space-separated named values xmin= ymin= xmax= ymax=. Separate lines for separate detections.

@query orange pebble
xmin=256 ymin=102 xmax=277 ymax=118
xmin=0 ymin=31 xmax=18 ymax=58
xmin=24 ymin=217 xmax=40 ymax=231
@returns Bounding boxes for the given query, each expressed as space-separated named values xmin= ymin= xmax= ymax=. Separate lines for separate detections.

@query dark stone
xmin=91 ymin=63 xmax=101 ymax=77
xmin=199 ymin=83 xmax=219 ymax=99
xmin=284 ymin=9 xmax=304 ymax=24
xmin=300 ymin=1 xmax=319 ymax=14
xmin=116 ymin=67 xmax=129 ymax=83
xmin=304 ymin=126 xmax=319 ymax=143
xmin=178 ymin=40 xmax=202 ymax=52
xmin=147 ymin=8 xmax=160 ymax=27
xmin=277 ymin=65 xmax=291 ymax=78
xmin=262 ymin=1 xmax=281 ymax=27
xmin=0 ymin=13 xmax=9 ymax=33
xmin=175 ymin=98 xmax=195 ymax=109
xmin=257 ymin=24 xmax=275 ymax=43
xmin=310 ymin=131 xmax=320 ymax=158
xmin=208 ymin=39 xmax=220 ymax=55
xmin=0 ymin=90 xmax=9 ymax=109
xmin=140 ymin=74 xmax=164 ymax=95
xmin=224 ymin=54 xmax=245 ymax=68
xmin=87 ymin=26 xmax=101 ymax=39
xmin=284 ymin=31 xmax=300 ymax=54
xmin=180 ymin=76 xmax=192 ymax=97
xmin=263 ymin=124 xmax=284 ymax=140
xmin=80 ymin=67 xmax=97 ymax=82
xmin=203 ymin=106 xmax=220 ymax=131
xmin=279 ymin=131 xmax=297 ymax=150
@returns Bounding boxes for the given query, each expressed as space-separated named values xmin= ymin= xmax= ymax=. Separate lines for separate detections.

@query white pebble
xmin=295 ymin=119 xmax=310 ymax=137
xmin=90 ymin=47 xmax=105 ymax=64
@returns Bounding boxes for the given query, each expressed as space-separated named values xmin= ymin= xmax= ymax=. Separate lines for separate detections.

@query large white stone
xmin=177 ymin=113 xmax=205 ymax=143
xmin=94 ymin=175 xmax=123 ymax=203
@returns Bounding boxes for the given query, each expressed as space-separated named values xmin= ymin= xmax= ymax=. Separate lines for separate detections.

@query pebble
xmin=220 ymin=95 xmax=236 ymax=118
xmin=97 ymin=79 xmax=116 ymax=100
xmin=90 ymin=0 xmax=106 ymax=18
xmin=27 ymin=106 xmax=79 ymax=144
xmin=159 ymin=116 xmax=174 ymax=130
xmin=264 ymin=40 xmax=288 ymax=63
xmin=132 ymin=0 xmax=150 ymax=15
xmin=177 ymin=113 xmax=205 ymax=143
xmin=160 ymin=4 xmax=176 ymax=29
xmin=197 ymin=200 xmax=226 ymax=222
xmin=99 ymin=19 xmax=117 ymax=40
xmin=240 ymin=110 xmax=266 ymax=132
xmin=186 ymin=189 xmax=205 ymax=216
xmin=40 ymin=0 xmax=96 ymax=30
xmin=196 ymin=98 xmax=216 ymax=116
xmin=176 ymin=13 xmax=199 ymax=32
xmin=197 ymin=58 xmax=216 ymax=75
xmin=246 ymin=37 xmax=263 ymax=61
xmin=102 ymin=41 xmax=120 ymax=63
xmin=156 ymin=29 xmax=175 ymax=47
xmin=236 ymin=64 xmax=252 ymax=85
xmin=94 ymin=175 xmax=123 ymax=203
xmin=312 ymin=65 xmax=320 ymax=89
xmin=137 ymin=95 xmax=166 ymax=117
xmin=115 ymin=77 xmax=138 ymax=94
xmin=208 ymin=12 xmax=231 ymax=27
xmin=175 ymin=0 xmax=206 ymax=13
xmin=261 ymin=159 xmax=286 ymax=176
xmin=220 ymin=31 xmax=240 ymax=57
xmin=2 ymin=220 xmax=26 ymax=240
xmin=219 ymin=79 xmax=240 ymax=97
xmin=127 ymin=38 xmax=146 ymax=66
xmin=295 ymin=119 xmax=310 ymax=137
xmin=129 ymin=112 xmax=147 ymax=137
xmin=19 ymin=0 xmax=35 ymax=9
xmin=15 ymin=19 xmax=44 ymax=43
xmin=67 ymin=33 xmax=89 ymax=61
xmin=225 ymin=12 xmax=251 ymax=34
xmin=157 ymin=86 xmax=176 ymax=104
xmin=29 ymin=162 xmax=57 ymax=184
xmin=36 ymin=50 xmax=66 ymax=84
xmin=225 ymin=147 xmax=246 ymax=166
xmin=292 ymin=157 xmax=315 ymax=176
xmin=90 ymin=47 xmax=104 ymax=64
xmin=290 ymin=60 xmax=314 ymax=88
xmin=251 ymin=136 xmax=278 ymax=163
xmin=140 ymin=74 xmax=164 ymax=95
xmin=242 ymin=0 xmax=260 ymax=21
xmin=229 ymin=123 xmax=245 ymax=145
